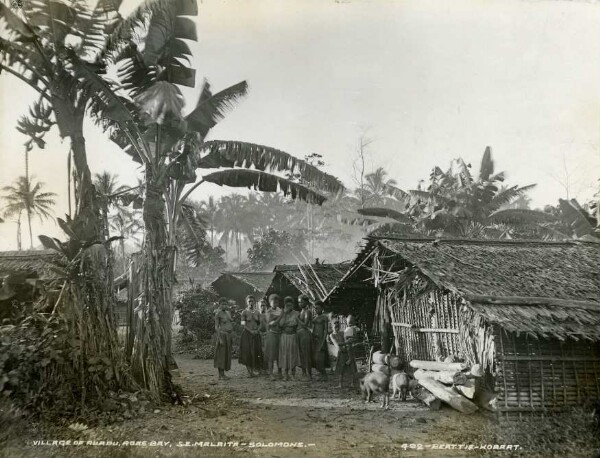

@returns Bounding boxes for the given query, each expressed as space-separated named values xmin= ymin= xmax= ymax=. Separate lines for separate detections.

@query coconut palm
xmin=2 ymin=176 xmax=56 ymax=249
xmin=94 ymin=172 xmax=129 ymax=240
xmin=109 ymin=206 xmax=143 ymax=271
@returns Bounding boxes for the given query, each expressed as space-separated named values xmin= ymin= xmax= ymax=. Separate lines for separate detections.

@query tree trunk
xmin=417 ymin=377 xmax=478 ymax=414
xmin=16 ymin=214 xmax=22 ymax=251
xmin=27 ymin=210 xmax=33 ymax=249
xmin=68 ymin=113 xmax=101 ymax=241
xmin=133 ymin=166 xmax=176 ymax=397
xmin=414 ymin=369 xmax=468 ymax=385
xmin=409 ymin=360 xmax=469 ymax=372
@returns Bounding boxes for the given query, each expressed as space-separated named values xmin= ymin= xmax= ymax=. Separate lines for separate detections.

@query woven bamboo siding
xmin=495 ymin=326 xmax=600 ymax=418
xmin=385 ymin=281 xmax=462 ymax=367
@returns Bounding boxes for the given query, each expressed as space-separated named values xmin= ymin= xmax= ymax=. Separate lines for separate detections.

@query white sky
xmin=1 ymin=0 xmax=600 ymax=250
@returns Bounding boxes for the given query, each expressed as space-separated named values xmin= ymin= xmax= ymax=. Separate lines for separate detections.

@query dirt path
xmin=2 ymin=354 xmax=486 ymax=458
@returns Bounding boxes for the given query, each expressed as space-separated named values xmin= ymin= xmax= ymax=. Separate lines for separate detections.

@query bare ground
xmin=1 ymin=354 xmax=507 ymax=458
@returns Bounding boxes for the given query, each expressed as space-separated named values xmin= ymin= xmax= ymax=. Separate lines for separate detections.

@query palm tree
xmin=2 ymin=176 xmax=56 ymax=249
xmin=196 ymin=196 xmax=219 ymax=247
xmin=94 ymin=172 xmax=129 ymax=241
xmin=109 ymin=206 xmax=142 ymax=271
xmin=361 ymin=167 xmax=400 ymax=207
xmin=217 ymin=193 xmax=248 ymax=265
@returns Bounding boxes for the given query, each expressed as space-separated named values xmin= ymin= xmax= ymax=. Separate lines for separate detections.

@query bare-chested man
xmin=214 ymin=298 xmax=233 ymax=380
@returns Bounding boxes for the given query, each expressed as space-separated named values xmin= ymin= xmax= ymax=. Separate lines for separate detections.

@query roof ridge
xmin=368 ymin=236 xmax=591 ymax=246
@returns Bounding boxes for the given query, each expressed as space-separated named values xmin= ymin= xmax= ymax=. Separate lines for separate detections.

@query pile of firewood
xmin=409 ymin=359 xmax=490 ymax=414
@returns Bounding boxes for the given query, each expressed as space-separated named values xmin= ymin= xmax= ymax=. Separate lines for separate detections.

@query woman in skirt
xmin=277 ymin=296 xmax=302 ymax=381
xmin=238 ymin=295 xmax=263 ymax=377
xmin=214 ymin=298 xmax=234 ymax=380
xmin=311 ymin=300 xmax=330 ymax=381
xmin=265 ymin=294 xmax=283 ymax=380
xmin=297 ymin=294 xmax=313 ymax=380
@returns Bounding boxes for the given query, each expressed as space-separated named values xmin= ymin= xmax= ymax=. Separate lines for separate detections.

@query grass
xmin=444 ymin=406 xmax=600 ymax=458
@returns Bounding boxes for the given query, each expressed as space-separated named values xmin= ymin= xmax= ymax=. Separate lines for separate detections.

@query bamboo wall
xmin=495 ymin=327 xmax=600 ymax=418
xmin=385 ymin=283 xmax=463 ymax=369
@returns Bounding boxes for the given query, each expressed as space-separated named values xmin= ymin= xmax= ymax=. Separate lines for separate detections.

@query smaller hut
xmin=211 ymin=271 xmax=274 ymax=306
xmin=0 ymin=250 xmax=60 ymax=320
xmin=265 ymin=262 xmax=351 ymax=301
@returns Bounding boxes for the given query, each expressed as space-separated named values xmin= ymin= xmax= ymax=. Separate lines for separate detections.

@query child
xmin=329 ymin=321 xmax=358 ymax=389
xmin=343 ymin=315 xmax=360 ymax=367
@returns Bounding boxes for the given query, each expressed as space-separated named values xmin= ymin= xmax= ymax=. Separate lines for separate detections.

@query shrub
xmin=174 ymin=286 xmax=244 ymax=358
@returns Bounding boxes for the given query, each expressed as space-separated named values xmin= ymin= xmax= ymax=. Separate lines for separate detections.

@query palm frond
xmin=24 ymin=0 xmax=78 ymax=48
xmin=185 ymin=80 xmax=248 ymax=138
xmin=178 ymin=201 xmax=207 ymax=266
xmin=195 ymin=140 xmax=344 ymax=194
xmin=72 ymin=0 xmax=122 ymax=59
xmin=0 ymin=2 xmax=35 ymax=38
xmin=487 ymin=208 xmax=558 ymax=225
xmin=483 ymin=183 xmax=536 ymax=214
xmin=558 ymin=198 xmax=597 ymax=238
xmin=201 ymin=169 xmax=328 ymax=205
xmin=382 ymin=183 xmax=408 ymax=201
xmin=356 ymin=207 xmax=412 ymax=223
xmin=102 ymin=0 xmax=197 ymax=61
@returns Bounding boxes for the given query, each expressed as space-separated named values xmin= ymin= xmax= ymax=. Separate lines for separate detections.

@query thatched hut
xmin=264 ymin=262 xmax=352 ymax=302
xmin=210 ymin=271 xmax=274 ymax=306
xmin=339 ymin=236 xmax=600 ymax=417
xmin=0 ymin=250 xmax=60 ymax=320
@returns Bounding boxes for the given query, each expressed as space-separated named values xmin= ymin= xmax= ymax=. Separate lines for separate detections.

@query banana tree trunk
xmin=135 ymin=167 xmax=176 ymax=396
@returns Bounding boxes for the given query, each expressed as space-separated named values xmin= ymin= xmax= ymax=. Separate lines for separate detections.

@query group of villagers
xmin=213 ymin=293 xmax=362 ymax=387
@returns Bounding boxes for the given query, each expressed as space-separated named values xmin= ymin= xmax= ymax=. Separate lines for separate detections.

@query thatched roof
xmin=0 ymin=250 xmax=59 ymax=280
xmin=468 ymin=300 xmax=600 ymax=341
xmin=348 ymin=237 xmax=600 ymax=340
xmin=266 ymin=262 xmax=352 ymax=301
xmin=210 ymin=272 xmax=275 ymax=304
xmin=213 ymin=271 xmax=275 ymax=293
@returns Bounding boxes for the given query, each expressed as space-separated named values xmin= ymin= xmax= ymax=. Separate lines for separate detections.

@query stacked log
xmin=409 ymin=359 xmax=488 ymax=414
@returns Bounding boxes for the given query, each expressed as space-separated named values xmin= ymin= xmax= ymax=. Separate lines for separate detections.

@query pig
xmin=390 ymin=371 xmax=410 ymax=401
xmin=359 ymin=372 xmax=390 ymax=409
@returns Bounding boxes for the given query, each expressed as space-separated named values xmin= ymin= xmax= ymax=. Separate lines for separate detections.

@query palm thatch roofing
xmin=214 ymin=272 xmax=275 ymax=293
xmin=0 ymin=250 xmax=59 ymax=280
xmin=342 ymin=237 xmax=600 ymax=341
xmin=211 ymin=271 xmax=275 ymax=304
xmin=265 ymin=262 xmax=353 ymax=301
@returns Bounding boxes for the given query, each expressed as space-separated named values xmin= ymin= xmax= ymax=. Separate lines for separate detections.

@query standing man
xmin=297 ymin=294 xmax=313 ymax=380
xmin=214 ymin=298 xmax=234 ymax=380
xmin=239 ymin=295 xmax=263 ymax=377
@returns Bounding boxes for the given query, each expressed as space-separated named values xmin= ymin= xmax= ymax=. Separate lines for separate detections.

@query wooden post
xmin=417 ymin=377 xmax=479 ymax=414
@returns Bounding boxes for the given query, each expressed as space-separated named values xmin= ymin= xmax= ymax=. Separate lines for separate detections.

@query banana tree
xmin=72 ymin=0 xmax=343 ymax=395
xmin=0 ymin=0 xmax=129 ymax=238
xmin=350 ymin=147 xmax=547 ymax=239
